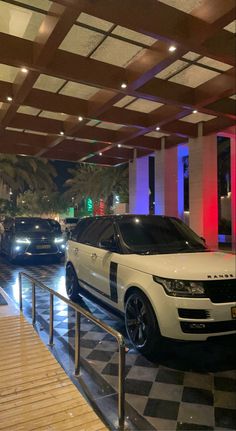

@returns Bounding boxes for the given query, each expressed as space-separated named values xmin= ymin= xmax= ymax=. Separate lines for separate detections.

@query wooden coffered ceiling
xmin=0 ymin=0 xmax=235 ymax=165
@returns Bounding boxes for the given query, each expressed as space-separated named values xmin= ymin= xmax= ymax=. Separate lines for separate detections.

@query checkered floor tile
xmin=0 ymin=255 xmax=235 ymax=430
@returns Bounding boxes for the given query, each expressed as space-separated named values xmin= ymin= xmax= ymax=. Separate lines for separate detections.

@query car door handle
xmin=74 ymin=247 xmax=79 ymax=254
xmin=91 ymin=253 xmax=97 ymax=259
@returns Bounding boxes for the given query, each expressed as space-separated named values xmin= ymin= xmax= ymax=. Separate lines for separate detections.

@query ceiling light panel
xmin=224 ymin=20 xmax=236 ymax=33
xmin=0 ymin=63 xmax=19 ymax=83
xmin=125 ymin=99 xmax=163 ymax=113
xmin=145 ymin=131 xmax=170 ymax=138
xmin=24 ymin=129 xmax=48 ymax=135
xmin=169 ymin=65 xmax=219 ymax=87
xmin=182 ymin=51 xmax=201 ymax=61
xmin=158 ymin=0 xmax=205 ymax=13
xmin=155 ymin=60 xmax=188 ymax=79
xmin=112 ymin=26 xmax=157 ymax=46
xmin=197 ymin=57 xmax=232 ymax=71
xmin=15 ymin=1 xmax=52 ymax=11
xmin=77 ymin=12 xmax=113 ymax=31
xmin=0 ymin=1 xmax=44 ymax=40
xmin=17 ymin=106 xmax=41 ymax=116
xmin=6 ymin=127 xmax=24 ymax=132
xmin=60 ymin=82 xmax=100 ymax=99
xmin=91 ymin=37 xmax=143 ymax=67
xmin=59 ymin=25 xmax=104 ymax=56
xmin=87 ymin=119 xmax=101 ymax=126
xmin=39 ymin=110 xmax=68 ymax=121
xmin=96 ymin=122 xmax=124 ymax=130
xmin=34 ymin=74 xmax=66 ymax=92
xmin=113 ymin=96 xmax=136 ymax=108
xmin=180 ymin=112 xmax=216 ymax=123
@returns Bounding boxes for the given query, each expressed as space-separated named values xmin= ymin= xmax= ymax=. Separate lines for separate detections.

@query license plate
xmin=36 ymin=244 xmax=50 ymax=249
xmin=231 ymin=307 xmax=236 ymax=319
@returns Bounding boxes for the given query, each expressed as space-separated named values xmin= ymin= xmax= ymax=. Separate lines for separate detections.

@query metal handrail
xmin=19 ymin=271 xmax=126 ymax=430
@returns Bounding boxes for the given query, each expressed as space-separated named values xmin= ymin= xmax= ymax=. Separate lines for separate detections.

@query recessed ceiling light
xmin=193 ymin=110 xmax=198 ymax=114
xmin=60 ymin=131 xmax=64 ymax=135
xmin=155 ymin=126 xmax=160 ymax=131
xmin=78 ymin=116 xmax=83 ymax=122
xmin=121 ymin=82 xmax=127 ymax=89
xmin=169 ymin=45 xmax=176 ymax=52
xmin=7 ymin=96 xmax=13 ymax=102
xmin=21 ymin=67 xmax=28 ymax=73
xmin=99 ymin=152 xmax=102 ymax=156
xmin=118 ymin=144 xmax=122 ymax=148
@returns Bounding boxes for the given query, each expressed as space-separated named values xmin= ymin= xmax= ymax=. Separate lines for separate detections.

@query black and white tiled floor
xmin=0 ymin=255 xmax=236 ymax=430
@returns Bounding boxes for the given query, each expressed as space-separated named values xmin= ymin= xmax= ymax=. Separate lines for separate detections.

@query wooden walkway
xmin=0 ymin=293 xmax=108 ymax=431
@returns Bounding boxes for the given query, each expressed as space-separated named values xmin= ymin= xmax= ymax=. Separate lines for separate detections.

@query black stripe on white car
xmin=110 ymin=262 xmax=118 ymax=303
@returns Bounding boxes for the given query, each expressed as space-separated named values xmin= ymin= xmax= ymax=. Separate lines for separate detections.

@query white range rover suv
xmin=65 ymin=215 xmax=236 ymax=359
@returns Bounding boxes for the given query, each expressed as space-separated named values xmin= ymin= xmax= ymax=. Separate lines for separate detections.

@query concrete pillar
xmin=230 ymin=135 xmax=236 ymax=251
xmin=154 ymin=138 xmax=165 ymax=215
xmin=165 ymin=144 xmax=178 ymax=217
xmin=154 ymin=138 xmax=178 ymax=217
xmin=129 ymin=153 xmax=149 ymax=214
xmin=189 ymin=124 xmax=218 ymax=248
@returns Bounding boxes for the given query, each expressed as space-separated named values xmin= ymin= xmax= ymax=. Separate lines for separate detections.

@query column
xmin=189 ymin=124 xmax=218 ymax=248
xmin=165 ymin=143 xmax=178 ymax=217
xmin=154 ymin=138 xmax=179 ymax=217
xmin=129 ymin=153 xmax=149 ymax=214
xmin=230 ymin=135 xmax=236 ymax=251
xmin=154 ymin=138 xmax=165 ymax=215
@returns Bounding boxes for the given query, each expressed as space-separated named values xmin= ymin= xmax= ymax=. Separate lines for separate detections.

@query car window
xmin=65 ymin=218 xmax=78 ymax=224
xmin=71 ymin=218 xmax=93 ymax=242
xmin=15 ymin=219 xmax=52 ymax=233
xmin=79 ymin=219 xmax=106 ymax=246
xmin=97 ymin=221 xmax=118 ymax=250
xmin=118 ymin=216 xmax=207 ymax=254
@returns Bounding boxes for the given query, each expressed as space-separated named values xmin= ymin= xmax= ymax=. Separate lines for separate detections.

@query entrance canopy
xmin=0 ymin=0 xmax=235 ymax=165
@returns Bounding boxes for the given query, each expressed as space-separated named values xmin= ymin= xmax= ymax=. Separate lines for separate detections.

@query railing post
xmin=32 ymin=282 xmax=36 ymax=325
xmin=19 ymin=273 xmax=23 ymax=311
xmin=118 ymin=342 xmax=126 ymax=430
xmin=74 ymin=311 xmax=81 ymax=376
xmin=49 ymin=293 xmax=54 ymax=346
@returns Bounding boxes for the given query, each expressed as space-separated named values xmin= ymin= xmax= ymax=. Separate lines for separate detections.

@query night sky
xmin=51 ymin=160 xmax=77 ymax=193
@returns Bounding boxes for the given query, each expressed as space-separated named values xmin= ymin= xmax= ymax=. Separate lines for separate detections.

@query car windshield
xmin=15 ymin=219 xmax=52 ymax=233
xmin=118 ymin=216 xmax=208 ymax=254
xmin=65 ymin=218 xmax=77 ymax=224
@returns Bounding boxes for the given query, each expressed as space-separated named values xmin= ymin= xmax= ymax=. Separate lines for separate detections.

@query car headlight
xmin=15 ymin=238 xmax=31 ymax=244
xmin=54 ymin=237 xmax=64 ymax=244
xmin=153 ymin=276 xmax=205 ymax=297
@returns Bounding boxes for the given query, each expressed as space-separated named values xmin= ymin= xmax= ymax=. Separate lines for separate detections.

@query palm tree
xmin=0 ymin=154 xmax=57 ymax=212
xmin=64 ymin=163 xmax=128 ymax=209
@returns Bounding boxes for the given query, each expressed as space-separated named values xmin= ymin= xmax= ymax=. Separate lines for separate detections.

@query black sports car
xmin=1 ymin=217 xmax=66 ymax=262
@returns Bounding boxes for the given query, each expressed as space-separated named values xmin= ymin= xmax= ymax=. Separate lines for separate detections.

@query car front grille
xmin=203 ymin=279 xmax=236 ymax=303
xmin=178 ymin=309 xmax=210 ymax=319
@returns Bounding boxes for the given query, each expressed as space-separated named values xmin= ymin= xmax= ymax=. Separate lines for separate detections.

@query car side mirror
xmin=100 ymin=238 xmax=117 ymax=252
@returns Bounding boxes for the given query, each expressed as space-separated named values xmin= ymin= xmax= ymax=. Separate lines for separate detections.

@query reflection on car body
xmin=65 ymin=215 xmax=236 ymax=360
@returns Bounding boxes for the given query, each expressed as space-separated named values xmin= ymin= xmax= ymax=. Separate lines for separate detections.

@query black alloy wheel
xmin=125 ymin=290 xmax=161 ymax=360
xmin=66 ymin=264 xmax=80 ymax=301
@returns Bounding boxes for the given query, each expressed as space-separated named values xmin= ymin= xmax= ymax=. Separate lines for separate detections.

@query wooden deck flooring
xmin=0 ymin=314 xmax=108 ymax=431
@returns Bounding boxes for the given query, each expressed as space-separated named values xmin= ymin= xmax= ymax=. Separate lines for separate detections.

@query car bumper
xmin=149 ymin=285 xmax=236 ymax=341
xmin=13 ymin=244 xmax=66 ymax=258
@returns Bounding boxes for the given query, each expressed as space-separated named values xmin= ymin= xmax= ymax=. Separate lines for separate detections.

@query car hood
xmin=15 ymin=231 xmax=56 ymax=240
xmin=120 ymin=251 xmax=236 ymax=280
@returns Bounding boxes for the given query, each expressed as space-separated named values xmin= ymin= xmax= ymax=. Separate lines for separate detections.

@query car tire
xmin=66 ymin=264 xmax=80 ymax=301
xmin=125 ymin=289 xmax=162 ymax=361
